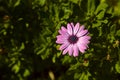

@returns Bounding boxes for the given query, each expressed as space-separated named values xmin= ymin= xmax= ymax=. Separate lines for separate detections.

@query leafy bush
xmin=0 ymin=0 xmax=120 ymax=80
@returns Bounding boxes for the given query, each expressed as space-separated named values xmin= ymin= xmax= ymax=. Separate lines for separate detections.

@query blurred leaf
xmin=12 ymin=61 xmax=20 ymax=74
xmin=87 ymin=0 xmax=96 ymax=16
xmin=70 ymin=0 xmax=79 ymax=4
xmin=74 ymin=73 xmax=81 ymax=79
xmin=18 ymin=42 xmax=25 ymax=51
xmin=116 ymin=30 xmax=120 ymax=36
xmin=114 ymin=0 xmax=120 ymax=16
xmin=79 ymin=71 xmax=91 ymax=80
xmin=92 ymin=21 xmax=101 ymax=28
xmin=39 ymin=0 xmax=46 ymax=6
xmin=61 ymin=56 xmax=73 ymax=64
xmin=95 ymin=3 xmax=108 ymax=14
xmin=41 ymin=49 xmax=51 ymax=60
xmin=23 ymin=69 xmax=30 ymax=77
xmin=69 ymin=62 xmax=81 ymax=71
xmin=115 ymin=61 xmax=120 ymax=73
xmin=33 ymin=0 xmax=46 ymax=6
xmin=14 ymin=0 xmax=21 ymax=7
xmin=96 ymin=10 xmax=105 ymax=19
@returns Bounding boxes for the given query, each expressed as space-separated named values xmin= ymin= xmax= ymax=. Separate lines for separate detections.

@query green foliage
xmin=0 ymin=0 xmax=120 ymax=80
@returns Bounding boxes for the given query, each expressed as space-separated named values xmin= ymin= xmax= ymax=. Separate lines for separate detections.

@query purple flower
xmin=56 ymin=22 xmax=91 ymax=57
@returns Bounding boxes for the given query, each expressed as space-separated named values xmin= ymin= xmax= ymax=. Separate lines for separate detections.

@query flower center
xmin=68 ymin=35 xmax=78 ymax=44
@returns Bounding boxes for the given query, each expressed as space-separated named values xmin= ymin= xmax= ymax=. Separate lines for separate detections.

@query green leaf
xmin=116 ymin=30 xmax=120 ymax=36
xmin=79 ymin=71 xmax=91 ymax=80
xmin=95 ymin=3 xmax=108 ymax=14
xmin=115 ymin=61 xmax=120 ymax=73
xmin=92 ymin=21 xmax=101 ymax=28
xmin=23 ymin=69 xmax=30 ymax=77
xmin=74 ymin=73 xmax=81 ymax=79
xmin=18 ymin=42 xmax=25 ymax=51
xmin=12 ymin=61 xmax=20 ymax=74
xmin=69 ymin=62 xmax=81 ymax=71
xmin=96 ymin=10 xmax=105 ymax=19
xmin=87 ymin=0 xmax=96 ymax=15
xmin=39 ymin=0 xmax=46 ymax=6
xmin=70 ymin=0 xmax=79 ymax=4
xmin=14 ymin=0 xmax=21 ymax=7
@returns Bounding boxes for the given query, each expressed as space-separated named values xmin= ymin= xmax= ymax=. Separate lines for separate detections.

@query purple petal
xmin=73 ymin=44 xmax=79 ymax=57
xmin=58 ymin=30 xmax=63 ymax=34
xmin=56 ymin=40 xmax=64 ymax=44
xmin=77 ymin=43 xmax=87 ymax=53
xmin=59 ymin=27 xmax=68 ymax=34
xmin=76 ymin=30 xmax=88 ymax=37
xmin=56 ymin=38 xmax=67 ymax=44
xmin=58 ymin=30 xmax=69 ymax=37
xmin=78 ymin=36 xmax=91 ymax=44
xmin=58 ymin=26 xmax=67 ymax=35
xmin=67 ymin=23 xmax=73 ymax=35
xmin=81 ymin=36 xmax=91 ymax=39
xmin=61 ymin=26 xmax=67 ymax=32
xmin=59 ymin=42 xmax=69 ymax=50
xmin=79 ymin=25 xmax=85 ymax=31
xmin=74 ymin=23 xmax=80 ymax=35
xmin=68 ymin=44 xmax=73 ymax=56
xmin=56 ymin=35 xmax=68 ymax=44
xmin=77 ymin=43 xmax=87 ymax=49
xmin=79 ymin=47 xmax=85 ymax=53
xmin=62 ymin=47 xmax=68 ymax=55
xmin=57 ymin=35 xmax=68 ymax=40
xmin=70 ymin=22 xmax=74 ymax=28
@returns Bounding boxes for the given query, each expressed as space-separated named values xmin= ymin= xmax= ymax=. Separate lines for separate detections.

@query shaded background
xmin=0 ymin=0 xmax=120 ymax=80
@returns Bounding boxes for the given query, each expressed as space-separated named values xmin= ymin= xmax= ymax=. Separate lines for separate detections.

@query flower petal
xmin=56 ymin=39 xmax=64 ymax=44
xmin=67 ymin=23 xmax=73 ymax=35
xmin=61 ymin=26 xmax=67 ymax=32
xmin=77 ymin=43 xmax=87 ymax=53
xmin=77 ymin=43 xmax=87 ymax=49
xmin=73 ymin=44 xmax=79 ymax=57
xmin=77 ymin=30 xmax=88 ymax=37
xmin=79 ymin=25 xmax=85 ymax=31
xmin=57 ymin=35 xmax=68 ymax=40
xmin=56 ymin=38 xmax=67 ymax=44
xmin=78 ymin=36 xmax=91 ymax=44
xmin=59 ymin=42 xmax=69 ymax=50
xmin=70 ymin=22 xmax=74 ymax=28
xmin=68 ymin=44 xmax=73 ymax=56
xmin=62 ymin=47 xmax=68 ymax=55
xmin=74 ymin=23 xmax=80 ymax=35
xmin=79 ymin=47 xmax=85 ymax=53
xmin=58 ymin=30 xmax=63 ymax=34
xmin=56 ymin=35 xmax=68 ymax=44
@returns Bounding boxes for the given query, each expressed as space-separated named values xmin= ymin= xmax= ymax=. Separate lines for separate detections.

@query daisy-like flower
xmin=56 ymin=22 xmax=91 ymax=57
